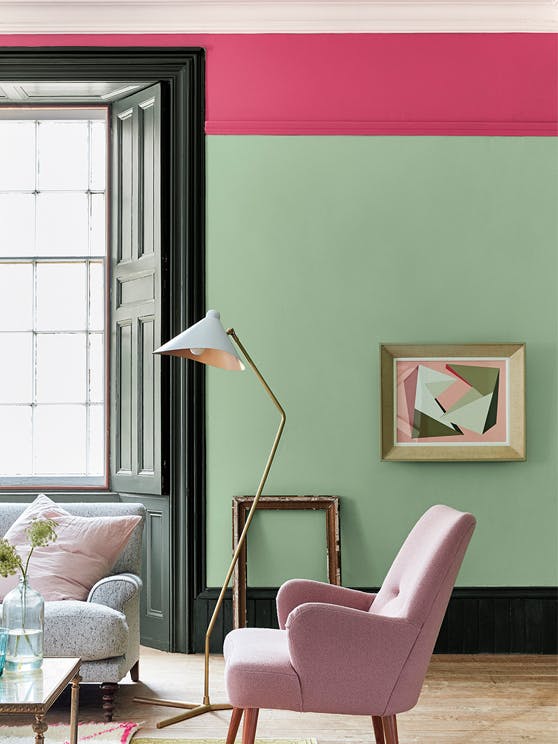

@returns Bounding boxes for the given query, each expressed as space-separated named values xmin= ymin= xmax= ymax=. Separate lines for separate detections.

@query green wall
xmin=206 ymin=136 xmax=558 ymax=588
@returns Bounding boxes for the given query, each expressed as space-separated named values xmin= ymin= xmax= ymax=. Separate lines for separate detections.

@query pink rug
xmin=0 ymin=720 xmax=141 ymax=743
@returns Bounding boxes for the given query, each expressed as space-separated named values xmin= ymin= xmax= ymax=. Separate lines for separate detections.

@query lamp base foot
xmin=134 ymin=696 xmax=232 ymax=729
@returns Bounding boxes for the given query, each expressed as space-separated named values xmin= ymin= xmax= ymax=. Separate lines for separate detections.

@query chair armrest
xmin=286 ymin=602 xmax=419 ymax=715
xmin=87 ymin=573 xmax=142 ymax=612
xmin=277 ymin=579 xmax=374 ymax=629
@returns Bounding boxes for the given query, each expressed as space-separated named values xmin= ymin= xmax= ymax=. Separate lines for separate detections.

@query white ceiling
xmin=0 ymin=0 xmax=556 ymax=34
xmin=0 ymin=81 xmax=149 ymax=103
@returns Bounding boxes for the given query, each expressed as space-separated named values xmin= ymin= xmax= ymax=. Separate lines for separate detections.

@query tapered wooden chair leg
xmin=383 ymin=715 xmax=399 ymax=744
xmin=372 ymin=715 xmax=385 ymax=744
xmin=226 ymin=708 xmax=244 ymax=744
xmin=242 ymin=708 xmax=259 ymax=744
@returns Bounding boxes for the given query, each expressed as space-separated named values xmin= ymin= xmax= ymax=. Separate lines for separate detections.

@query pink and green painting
xmin=395 ymin=359 xmax=508 ymax=445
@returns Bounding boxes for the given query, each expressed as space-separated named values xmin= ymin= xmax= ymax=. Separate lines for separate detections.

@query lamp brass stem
xmin=135 ymin=328 xmax=286 ymax=729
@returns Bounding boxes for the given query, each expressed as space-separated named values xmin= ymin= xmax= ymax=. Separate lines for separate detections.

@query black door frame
xmin=0 ymin=48 xmax=206 ymax=653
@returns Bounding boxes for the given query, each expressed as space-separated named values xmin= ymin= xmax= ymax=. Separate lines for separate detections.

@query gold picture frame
xmin=380 ymin=343 xmax=525 ymax=461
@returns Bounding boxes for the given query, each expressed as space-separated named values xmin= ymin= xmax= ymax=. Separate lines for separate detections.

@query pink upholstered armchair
xmin=223 ymin=504 xmax=476 ymax=744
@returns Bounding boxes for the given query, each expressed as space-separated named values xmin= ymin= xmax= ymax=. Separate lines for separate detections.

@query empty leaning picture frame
xmin=380 ymin=343 xmax=525 ymax=461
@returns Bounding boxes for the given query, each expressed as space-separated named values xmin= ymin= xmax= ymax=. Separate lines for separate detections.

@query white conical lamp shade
xmin=154 ymin=309 xmax=244 ymax=371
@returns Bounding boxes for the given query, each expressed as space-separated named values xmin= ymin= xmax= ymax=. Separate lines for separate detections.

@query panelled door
xmin=110 ymin=84 xmax=171 ymax=650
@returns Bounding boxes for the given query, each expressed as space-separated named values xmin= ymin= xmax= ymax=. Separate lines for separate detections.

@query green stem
xmin=12 ymin=580 xmax=28 ymax=660
xmin=13 ymin=556 xmax=31 ymax=661
xmin=22 ymin=546 xmax=34 ymax=581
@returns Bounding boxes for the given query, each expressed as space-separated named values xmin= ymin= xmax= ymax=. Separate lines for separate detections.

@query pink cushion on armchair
xmin=224 ymin=628 xmax=303 ymax=712
xmin=0 ymin=494 xmax=141 ymax=601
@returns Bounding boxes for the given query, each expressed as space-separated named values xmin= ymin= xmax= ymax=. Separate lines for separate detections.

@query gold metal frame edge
xmin=379 ymin=343 xmax=526 ymax=462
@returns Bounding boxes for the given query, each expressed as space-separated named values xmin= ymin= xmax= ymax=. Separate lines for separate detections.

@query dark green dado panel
xmin=193 ymin=587 xmax=558 ymax=655
xmin=121 ymin=493 xmax=171 ymax=651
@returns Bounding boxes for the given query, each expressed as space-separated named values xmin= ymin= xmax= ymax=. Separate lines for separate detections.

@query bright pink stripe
xmin=61 ymin=722 xmax=136 ymax=743
xmin=44 ymin=720 xmax=138 ymax=744
xmin=0 ymin=33 xmax=556 ymax=136
xmin=119 ymin=721 xmax=138 ymax=743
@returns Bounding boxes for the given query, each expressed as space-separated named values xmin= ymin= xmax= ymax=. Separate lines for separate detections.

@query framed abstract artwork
xmin=380 ymin=344 xmax=525 ymax=461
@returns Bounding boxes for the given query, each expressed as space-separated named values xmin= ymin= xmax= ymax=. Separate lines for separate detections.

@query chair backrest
xmin=0 ymin=502 xmax=145 ymax=576
xmin=370 ymin=504 xmax=476 ymax=715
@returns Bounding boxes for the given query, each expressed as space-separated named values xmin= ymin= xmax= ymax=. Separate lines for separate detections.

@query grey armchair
xmin=0 ymin=502 xmax=145 ymax=721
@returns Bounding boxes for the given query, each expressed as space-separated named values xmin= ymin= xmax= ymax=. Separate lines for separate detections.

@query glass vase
xmin=2 ymin=578 xmax=44 ymax=672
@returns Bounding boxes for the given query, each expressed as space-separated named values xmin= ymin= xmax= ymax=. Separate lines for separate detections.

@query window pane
xmin=36 ymin=333 xmax=86 ymax=403
xmin=36 ymin=193 xmax=89 ymax=256
xmin=88 ymin=404 xmax=105 ymax=475
xmin=90 ymin=120 xmax=106 ymax=191
xmin=34 ymin=404 xmax=86 ymax=474
xmin=0 ymin=406 xmax=32 ymax=475
xmin=0 ymin=333 xmax=33 ymax=403
xmin=0 ymin=121 xmax=35 ymax=190
xmin=38 ymin=121 xmax=88 ymax=190
xmin=36 ymin=263 xmax=87 ymax=331
xmin=0 ymin=264 xmax=33 ymax=330
xmin=89 ymin=333 xmax=104 ymax=403
xmin=89 ymin=261 xmax=104 ymax=330
xmin=0 ymin=195 xmax=35 ymax=257
xmin=90 ymin=194 xmax=106 ymax=257
xmin=0 ymin=113 xmax=107 ymax=485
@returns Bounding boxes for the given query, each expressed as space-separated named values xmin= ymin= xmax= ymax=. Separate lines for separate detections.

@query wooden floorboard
xmin=4 ymin=649 xmax=557 ymax=742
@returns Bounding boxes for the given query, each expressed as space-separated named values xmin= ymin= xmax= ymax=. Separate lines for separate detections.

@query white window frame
xmin=0 ymin=107 xmax=109 ymax=490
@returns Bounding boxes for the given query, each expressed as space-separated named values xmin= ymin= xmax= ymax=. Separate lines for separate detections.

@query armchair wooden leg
xmin=242 ymin=708 xmax=259 ymax=744
xmin=372 ymin=715 xmax=385 ymax=744
xmin=226 ymin=708 xmax=243 ymax=744
xmin=383 ymin=715 xmax=399 ymax=744
xmin=130 ymin=660 xmax=140 ymax=682
xmin=100 ymin=682 xmax=118 ymax=722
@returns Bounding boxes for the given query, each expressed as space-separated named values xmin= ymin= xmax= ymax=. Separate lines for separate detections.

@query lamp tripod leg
xmin=133 ymin=696 xmax=200 ymax=709
xmin=156 ymin=703 xmax=233 ymax=729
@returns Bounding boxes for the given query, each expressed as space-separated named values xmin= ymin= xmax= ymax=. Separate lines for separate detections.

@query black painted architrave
xmin=0 ymin=48 xmax=206 ymax=653
xmin=194 ymin=586 xmax=558 ymax=655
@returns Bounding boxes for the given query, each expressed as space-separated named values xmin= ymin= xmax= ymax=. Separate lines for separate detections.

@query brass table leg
xmin=32 ymin=713 xmax=48 ymax=744
xmin=70 ymin=673 xmax=82 ymax=744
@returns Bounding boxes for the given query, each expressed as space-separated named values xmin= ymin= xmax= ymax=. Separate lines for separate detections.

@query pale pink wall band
xmin=1 ymin=33 xmax=556 ymax=136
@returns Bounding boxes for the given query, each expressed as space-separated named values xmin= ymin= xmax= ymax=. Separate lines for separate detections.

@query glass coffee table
xmin=0 ymin=657 xmax=81 ymax=743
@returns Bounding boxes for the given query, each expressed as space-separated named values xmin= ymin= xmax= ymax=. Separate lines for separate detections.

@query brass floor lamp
xmin=135 ymin=309 xmax=286 ymax=728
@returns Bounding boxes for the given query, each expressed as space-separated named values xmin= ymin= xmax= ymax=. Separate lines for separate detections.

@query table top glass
xmin=0 ymin=657 xmax=80 ymax=712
